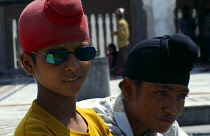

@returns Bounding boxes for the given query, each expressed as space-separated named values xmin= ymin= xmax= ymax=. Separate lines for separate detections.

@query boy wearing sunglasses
xmin=14 ymin=0 xmax=112 ymax=135
xmin=77 ymin=33 xmax=198 ymax=136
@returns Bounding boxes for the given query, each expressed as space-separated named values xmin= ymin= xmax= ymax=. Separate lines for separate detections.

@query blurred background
xmin=0 ymin=0 xmax=210 ymax=135
xmin=1 ymin=0 xmax=210 ymax=74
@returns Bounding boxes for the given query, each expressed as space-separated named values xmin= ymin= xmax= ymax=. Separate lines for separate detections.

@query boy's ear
xmin=20 ymin=52 xmax=34 ymax=75
xmin=121 ymin=77 xmax=136 ymax=102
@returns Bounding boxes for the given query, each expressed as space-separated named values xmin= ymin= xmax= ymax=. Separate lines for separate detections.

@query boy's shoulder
xmin=76 ymin=107 xmax=113 ymax=136
xmin=77 ymin=96 xmax=116 ymax=115
xmin=76 ymin=107 xmax=110 ymax=123
xmin=14 ymin=117 xmax=55 ymax=136
xmin=14 ymin=102 xmax=52 ymax=135
xmin=118 ymin=18 xmax=128 ymax=25
xmin=76 ymin=107 xmax=98 ymax=117
xmin=14 ymin=101 xmax=66 ymax=136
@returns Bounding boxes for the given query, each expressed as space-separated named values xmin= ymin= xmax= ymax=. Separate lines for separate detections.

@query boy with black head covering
xmin=77 ymin=33 xmax=198 ymax=136
xmin=14 ymin=0 xmax=112 ymax=135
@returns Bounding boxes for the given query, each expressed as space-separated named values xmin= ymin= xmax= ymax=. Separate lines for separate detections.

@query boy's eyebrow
xmin=154 ymin=85 xmax=174 ymax=90
xmin=155 ymin=85 xmax=189 ymax=92
xmin=180 ymin=89 xmax=190 ymax=93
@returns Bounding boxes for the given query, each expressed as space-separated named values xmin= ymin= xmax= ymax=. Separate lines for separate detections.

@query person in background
xmin=200 ymin=6 xmax=210 ymax=71
xmin=14 ymin=0 xmax=112 ymax=135
xmin=77 ymin=33 xmax=198 ymax=136
xmin=111 ymin=8 xmax=130 ymax=76
xmin=179 ymin=6 xmax=196 ymax=42
xmin=107 ymin=43 xmax=122 ymax=76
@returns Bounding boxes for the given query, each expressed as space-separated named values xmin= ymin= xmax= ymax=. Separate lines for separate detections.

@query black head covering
xmin=123 ymin=33 xmax=198 ymax=86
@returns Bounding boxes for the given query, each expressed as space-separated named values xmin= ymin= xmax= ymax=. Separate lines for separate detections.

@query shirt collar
xmin=113 ymin=94 xmax=134 ymax=136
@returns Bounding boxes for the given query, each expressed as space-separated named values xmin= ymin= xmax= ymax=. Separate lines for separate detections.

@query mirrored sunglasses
xmin=33 ymin=46 xmax=97 ymax=64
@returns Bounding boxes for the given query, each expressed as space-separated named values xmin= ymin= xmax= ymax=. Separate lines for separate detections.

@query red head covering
xmin=18 ymin=0 xmax=89 ymax=54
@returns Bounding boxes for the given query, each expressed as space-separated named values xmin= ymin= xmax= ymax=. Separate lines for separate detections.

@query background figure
xmin=202 ymin=7 xmax=210 ymax=62
xmin=111 ymin=8 xmax=130 ymax=76
xmin=179 ymin=6 xmax=196 ymax=42
xmin=107 ymin=43 xmax=118 ymax=69
xmin=200 ymin=6 xmax=210 ymax=71
xmin=107 ymin=43 xmax=122 ymax=75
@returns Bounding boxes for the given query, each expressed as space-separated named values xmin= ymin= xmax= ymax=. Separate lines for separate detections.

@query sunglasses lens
xmin=76 ymin=46 xmax=96 ymax=61
xmin=46 ymin=50 xmax=69 ymax=64
xmin=45 ymin=46 xmax=96 ymax=64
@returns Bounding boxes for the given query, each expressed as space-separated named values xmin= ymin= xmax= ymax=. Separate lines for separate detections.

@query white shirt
xmin=77 ymin=94 xmax=188 ymax=136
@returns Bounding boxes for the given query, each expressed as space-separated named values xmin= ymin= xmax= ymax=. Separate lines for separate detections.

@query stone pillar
xmin=130 ymin=0 xmax=147 ymax=46
xmin=0 ymin=7 xmax=6 ymax=73
xmin=153 ymin=0 xmax=176 ymax=37
xmin=77 ymin=57 xmax=110 ymax=101
xmin=142 ymin=0 xmax=155 ymax=38
xmin=142 ymin=0 xmax=176 ymax=38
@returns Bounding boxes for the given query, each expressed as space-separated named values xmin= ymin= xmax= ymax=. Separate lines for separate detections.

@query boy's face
xmin=124 ymin=80 xmax=189 ymax=134
xmin=22 ymin=42 xmax=91 ymax=97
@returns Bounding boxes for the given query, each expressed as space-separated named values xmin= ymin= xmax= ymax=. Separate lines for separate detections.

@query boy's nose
xmin=65 ymin=54 xmax=80 ymax=72
xmin=163 ymin=98 xmax=178 ymax=115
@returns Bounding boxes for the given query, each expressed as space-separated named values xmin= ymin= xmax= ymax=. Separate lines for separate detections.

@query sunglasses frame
xmin=32 ymin=45 xmax=97 ymax=64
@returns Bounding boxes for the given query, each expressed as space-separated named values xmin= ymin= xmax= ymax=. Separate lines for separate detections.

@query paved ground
xmin=0 ymin=64 xmax=210 ymax=135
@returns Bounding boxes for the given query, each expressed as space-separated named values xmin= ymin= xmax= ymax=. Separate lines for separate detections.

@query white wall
xmin=142 ymin=0 xmax=176 ymax=38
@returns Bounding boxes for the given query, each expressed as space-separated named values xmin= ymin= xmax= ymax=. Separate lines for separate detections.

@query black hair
xmin=117 ymin=14 xmax=123 ymax=19
xmin=133 ymin=80 xmax=142 ymax=88
xmin=118 ymin=79 xmax=142 ymax=90
xmin=108 ymin=43 xmax=117 ymax=54
xmin=29 ymin=53 xmax=36 ymax=65
xmin=182 ymin=6 xmax=190 ymax=13
xmin=108 ymin=43 xmax=118 ymax=68
xmin=182 ymin=6 xmax=192 ymax=18
xmin=118 ymin=81 xmax=123 ymax=89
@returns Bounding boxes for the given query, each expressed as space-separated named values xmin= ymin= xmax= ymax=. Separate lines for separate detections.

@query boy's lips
xmin=64 ymin=77 xmax=79 ymax=82
xmin=63 ymin=75 xmax=82 ymax=83
xmin=158 ymin=118 xmax=175 ymax=124
xmin=158 ymin=116 xmax=176 ymax=124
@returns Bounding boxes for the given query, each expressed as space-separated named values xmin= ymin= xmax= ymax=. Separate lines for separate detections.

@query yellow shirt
xmin=14 ymin=101 xmax=112 ymax=136
xmin=117 ymin=18 xmax=130 ymax=48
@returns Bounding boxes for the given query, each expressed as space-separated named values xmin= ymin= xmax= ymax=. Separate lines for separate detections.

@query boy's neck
xmin=36 ymin=88 xmax=77 ymax=122
xmin=124 ymin=100 xmax=147 ymax=136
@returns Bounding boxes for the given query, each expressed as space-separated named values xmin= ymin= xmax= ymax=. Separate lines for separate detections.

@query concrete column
xmin=130 ymin=0 xmax=147 ymax=46
xmin=77 ymin=57 xmax=110 ymax=101
xmin=142 ymin=0 xmax=176 ymax=38
xmin=142 ymin=0 xmax=155 ymax=38
xmin=0 ymin=7 xmax=6 ymax=73
xmin=152 ymin=0 xmax=176 ymax=37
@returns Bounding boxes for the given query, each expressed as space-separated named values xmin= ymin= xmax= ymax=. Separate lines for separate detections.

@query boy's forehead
xmin=142 ymin=82 xmax=189 ymax=92
xmin=48 ymin=42 xmax=89 ymax=47
xmin=39 ymin=42 xmax=89 ymax=51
